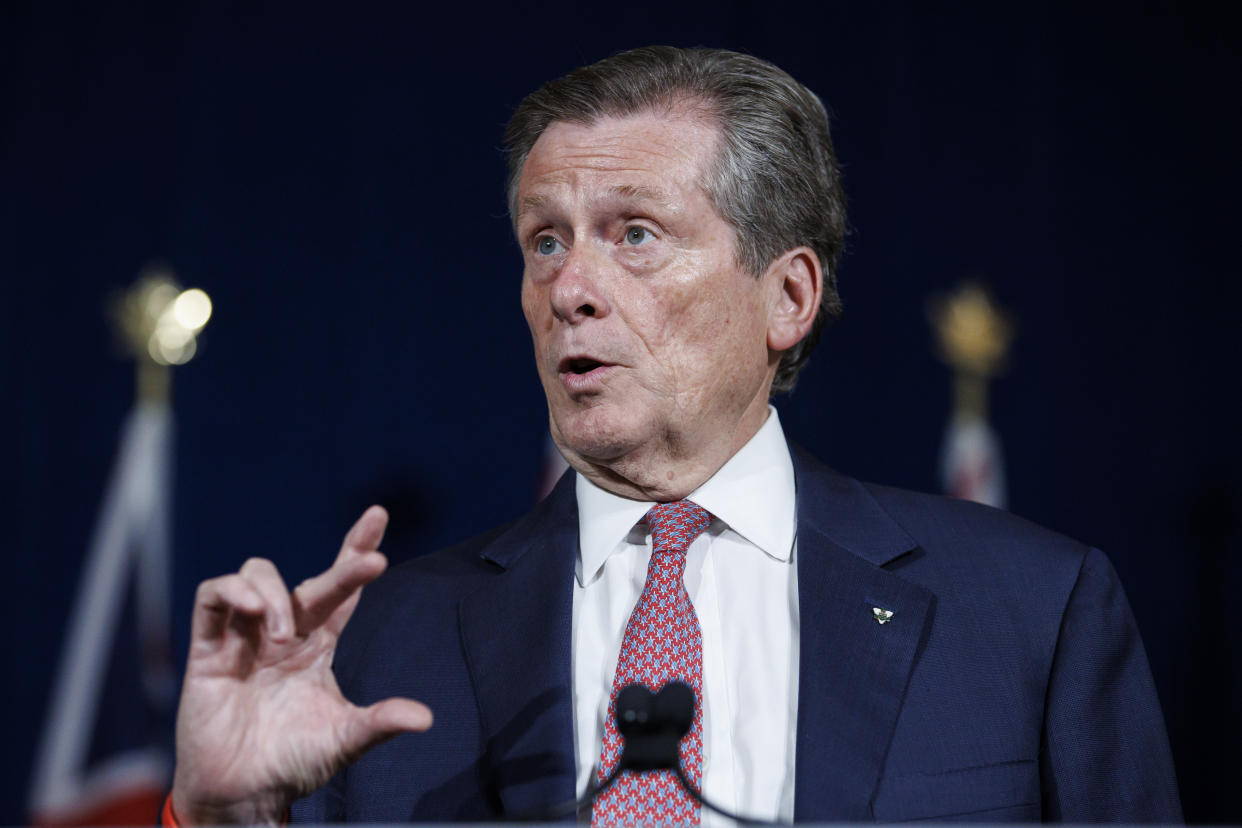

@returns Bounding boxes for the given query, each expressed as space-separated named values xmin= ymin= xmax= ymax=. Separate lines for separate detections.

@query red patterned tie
xmin=592 ymin=500 xmax=712 ymax=828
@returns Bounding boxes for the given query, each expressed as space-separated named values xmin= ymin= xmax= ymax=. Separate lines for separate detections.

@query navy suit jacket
xmin=293 ymin=447 xmax=1181 ymax=822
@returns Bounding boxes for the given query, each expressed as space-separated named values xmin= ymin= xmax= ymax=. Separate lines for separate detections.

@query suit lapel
xmin=791 ymin=447 xmax=935 ymax=821
xmin=458 ymin=472 xmax=579 ymax=819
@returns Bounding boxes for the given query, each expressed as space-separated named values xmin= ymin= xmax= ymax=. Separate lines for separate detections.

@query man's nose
xmin=549 ymin=243 xmax=611 ymax=324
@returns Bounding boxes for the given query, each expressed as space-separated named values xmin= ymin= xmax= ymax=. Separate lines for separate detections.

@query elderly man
xmin=168 ymin=47 xmax=1180 ymax=824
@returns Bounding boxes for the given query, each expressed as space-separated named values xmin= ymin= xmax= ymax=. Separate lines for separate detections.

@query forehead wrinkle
xmin=518 ymin=116 xmax=719 ymax=225
xmin=549 ymin=126 xmax=697 ymax=168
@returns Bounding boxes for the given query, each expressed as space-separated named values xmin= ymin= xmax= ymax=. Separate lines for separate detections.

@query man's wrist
xmin=166 ymin=789 xmax=290 ymax=826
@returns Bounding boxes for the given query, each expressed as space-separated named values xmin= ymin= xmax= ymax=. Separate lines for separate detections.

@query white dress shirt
xmin=572 ymin=407 xmax=800 ymax=824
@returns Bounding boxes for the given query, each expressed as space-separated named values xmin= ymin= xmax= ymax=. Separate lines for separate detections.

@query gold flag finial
xmin=928 ymin=283 xmax=1014 ymax=420
xmin=111 ymin=263 xmax=213 ymax=403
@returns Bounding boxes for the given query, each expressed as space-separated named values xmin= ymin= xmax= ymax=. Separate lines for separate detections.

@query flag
xmin=939 ymin=411 xmax=1007 ymax=509
xmin=29 ymin=401 xmax=176 ymax=826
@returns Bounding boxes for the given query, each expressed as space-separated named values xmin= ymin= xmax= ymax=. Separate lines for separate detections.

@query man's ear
xmin=766 ymin=247 xmax=823 ymax=352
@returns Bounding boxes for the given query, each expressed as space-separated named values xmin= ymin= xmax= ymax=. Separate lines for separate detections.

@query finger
xmin=342 ymin=698 xmax=434 ymax=761
xmin=292 ymin=548 xmax=388 ymax=637
xmin=290 ymin=506 xmax=389 ymax=637
xmin=237 ymin=557 xmax=295 ymax=642
xmin=337 ymin=505 xmax=389 ymax=560
xmin=190 ymin=574 xmax=266 ymax=643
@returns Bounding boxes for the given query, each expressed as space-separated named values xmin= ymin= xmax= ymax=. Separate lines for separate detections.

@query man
xmin=168 ymin=47 xmax=1181 ymax=824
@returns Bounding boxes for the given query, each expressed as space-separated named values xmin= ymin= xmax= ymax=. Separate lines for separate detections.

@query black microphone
xmin=614 ymin=682 xmax=694 ymax=771
xmin=506 ymin=683 xmax=686 ymax=821
xmin=615 ymin=682 xmax=776 ymax=826
xmin=509 ymin=681 xmax=779 ymax=825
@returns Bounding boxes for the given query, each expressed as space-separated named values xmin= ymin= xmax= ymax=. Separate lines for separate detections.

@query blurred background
xmin=3 ymin=1 xmax=1239 ymax=823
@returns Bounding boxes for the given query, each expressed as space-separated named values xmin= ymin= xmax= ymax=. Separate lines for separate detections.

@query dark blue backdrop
xmin=4 ymin=1 xmax=1239 ymax=822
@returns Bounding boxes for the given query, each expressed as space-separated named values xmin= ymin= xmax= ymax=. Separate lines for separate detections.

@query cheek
xmin=659 ymin=273 xmax=759 ymax=345
xmin=643 ymin=296 xmax=737 ymax=381
xmin=520 ymin=278 xmax=545 ymax=332
xmin=520 ymin=283 xmax=556 ymax=378
xmin=680 ymin=290 xmax=769 ymax=380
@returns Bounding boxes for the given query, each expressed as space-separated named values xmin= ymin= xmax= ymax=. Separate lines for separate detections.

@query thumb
xmin=343 ymin=698 xmax=434 ymax=759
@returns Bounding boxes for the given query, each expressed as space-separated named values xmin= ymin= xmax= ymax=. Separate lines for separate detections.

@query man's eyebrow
xmin=517 ymin=193 xmax=549 ymax=223
xmin=607 ymin=184 xmax=676 ymax=208
xmin=516 ymin=184 xmax=679 ymax=224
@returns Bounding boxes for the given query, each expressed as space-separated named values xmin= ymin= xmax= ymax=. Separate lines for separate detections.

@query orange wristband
xmin=161 ymin=794 xmax=180 ymax=827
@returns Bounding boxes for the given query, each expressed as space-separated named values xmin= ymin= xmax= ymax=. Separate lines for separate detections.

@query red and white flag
xmin=29 ymin=402 xmax=176 ymax=826
xmin=940 ymin=412 xmax=1007 ymax=509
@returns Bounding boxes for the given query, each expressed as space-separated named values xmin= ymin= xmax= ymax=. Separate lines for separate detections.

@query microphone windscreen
xmin=616 ymin=684 xmax=655 ymax=736
xmin=655 ymin=681 xmax=694 ymax=737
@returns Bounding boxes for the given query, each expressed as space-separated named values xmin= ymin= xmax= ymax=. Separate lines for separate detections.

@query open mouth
xmin=563 ymin=357 xmax=604 ymax=375
xmin=557 ymin=356 xmax=614 ymax=388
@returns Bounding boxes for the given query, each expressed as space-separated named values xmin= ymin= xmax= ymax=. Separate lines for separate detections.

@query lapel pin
xmin=872 ymin=607 xmax=894 ymax=625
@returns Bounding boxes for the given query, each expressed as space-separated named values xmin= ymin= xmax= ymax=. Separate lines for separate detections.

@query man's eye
xmin=536 ymin=236 xmax=563 ymax=256
xmin=624 ymin=226 xmax=653 ymax=246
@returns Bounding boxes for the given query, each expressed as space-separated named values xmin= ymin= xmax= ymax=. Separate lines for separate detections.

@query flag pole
xmin=29 ymin=266 xmax=211 ymax=826
xmin=929 ymin=283 xmax=1014 ymax=509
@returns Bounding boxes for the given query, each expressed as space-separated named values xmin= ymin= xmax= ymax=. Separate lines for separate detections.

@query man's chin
xmin=549 ymin=410 xmax=647 ymax=468
xmin=554 ymin=434 xmax=636 ymax=467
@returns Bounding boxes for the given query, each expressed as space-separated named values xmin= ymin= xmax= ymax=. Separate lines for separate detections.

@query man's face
xmin=517 ymin=108 xmax=780 ymax=498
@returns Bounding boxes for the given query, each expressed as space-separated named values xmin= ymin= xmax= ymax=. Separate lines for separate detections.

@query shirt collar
xmin=575 ymin=406 xmax=797 ymax=585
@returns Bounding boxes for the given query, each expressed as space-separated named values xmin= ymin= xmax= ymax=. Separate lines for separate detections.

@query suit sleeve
xmin=1039 ymin=547 xmax=1182 ymax=821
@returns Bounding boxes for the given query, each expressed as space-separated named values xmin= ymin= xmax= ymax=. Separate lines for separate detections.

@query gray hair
xmin=504 ymin=46 xmax=846 ymax=394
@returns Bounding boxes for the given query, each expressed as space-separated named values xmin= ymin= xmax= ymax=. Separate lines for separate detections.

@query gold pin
xmin=872 ymin=607 xmax=894 ymax=625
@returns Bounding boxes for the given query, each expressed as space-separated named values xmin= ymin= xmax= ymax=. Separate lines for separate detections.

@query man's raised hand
xmin=170 ymin=506 xmax=432 ymax=825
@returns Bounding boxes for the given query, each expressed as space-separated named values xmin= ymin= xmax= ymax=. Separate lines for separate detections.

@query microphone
xmin=509 ymin=681 xmax=777 ymax=824
xmin=614 ymin=682 xmax=694 ymax=772
xmin=506 ymin=683 xmax=689 ymax=821
xmin=614 ymin=682 xmax=774 ymax=826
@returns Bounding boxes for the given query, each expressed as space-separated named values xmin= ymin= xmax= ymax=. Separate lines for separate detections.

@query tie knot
xmin=645 ymin=500 xmax=712 ymax=555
